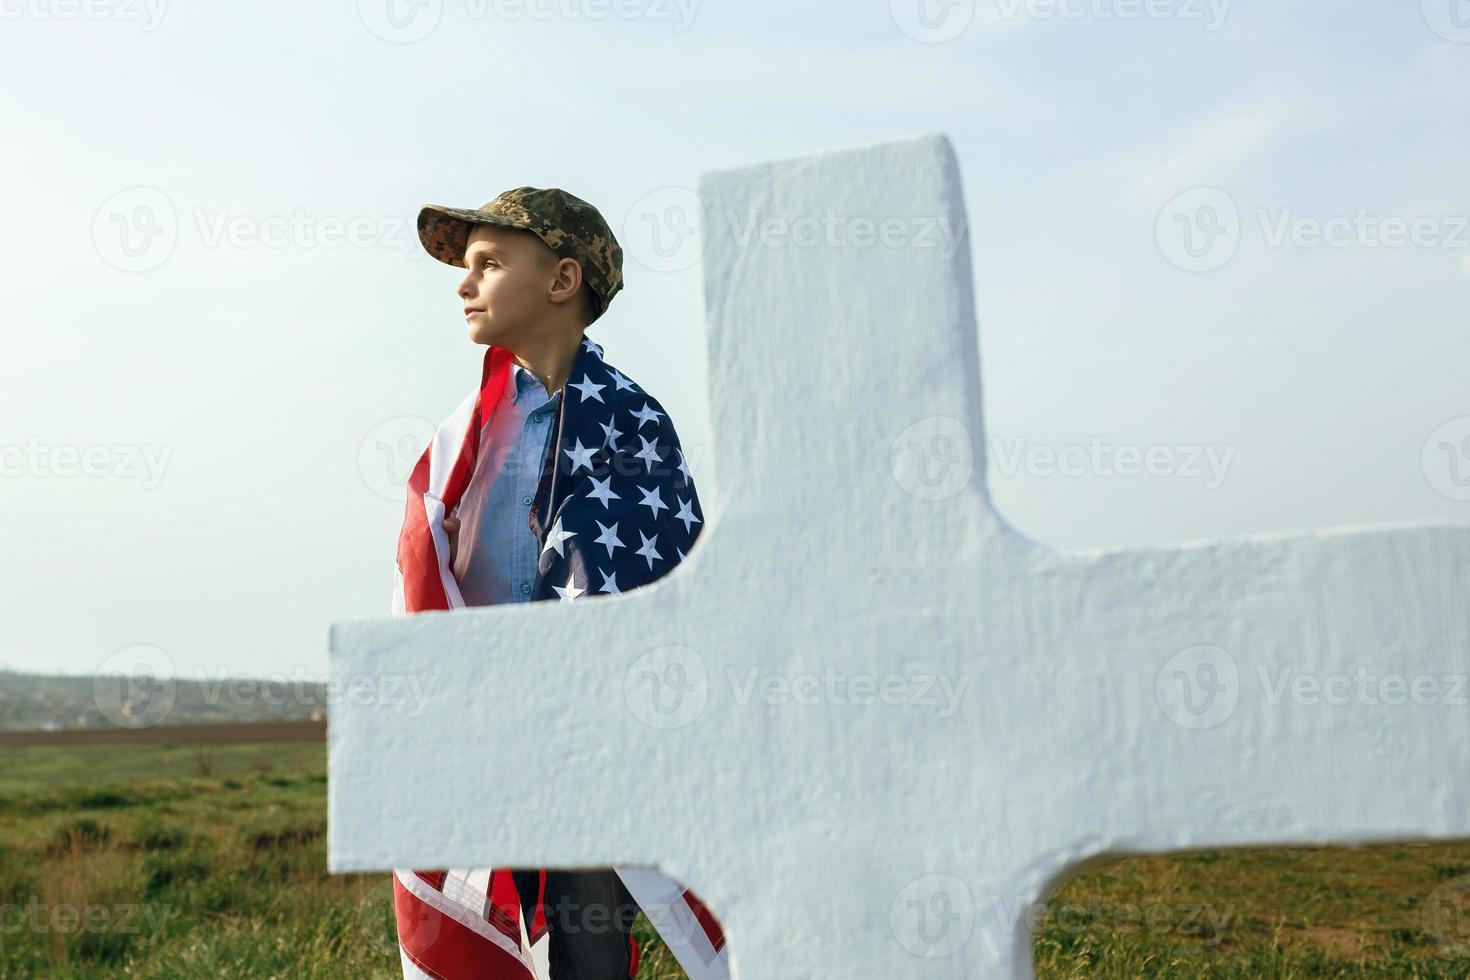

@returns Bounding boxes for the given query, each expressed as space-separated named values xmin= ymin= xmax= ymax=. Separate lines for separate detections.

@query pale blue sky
xmin=2 ymin=0 xmax=1467 ymax=679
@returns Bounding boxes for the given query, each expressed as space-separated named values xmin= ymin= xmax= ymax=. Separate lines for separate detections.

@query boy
xmin=390 ymin=187 xmax=707 ymax=980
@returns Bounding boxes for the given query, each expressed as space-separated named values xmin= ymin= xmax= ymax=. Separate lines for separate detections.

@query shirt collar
xmin=509 ymin=361 xmax=560 ymax=410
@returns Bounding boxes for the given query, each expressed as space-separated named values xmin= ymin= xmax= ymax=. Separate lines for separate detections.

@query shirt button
xmin=521 ymin=494 xmax=532 ymax=506
xmin=520 ymin=582 xmax=531 ymax=595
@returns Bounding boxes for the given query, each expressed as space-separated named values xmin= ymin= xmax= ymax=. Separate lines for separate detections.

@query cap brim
xmin=417 ymin=205 xmax=529 ymax=268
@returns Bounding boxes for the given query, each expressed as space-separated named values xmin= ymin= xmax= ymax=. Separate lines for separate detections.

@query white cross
xmin=328 ymin=134 xmax=1470 ymax=978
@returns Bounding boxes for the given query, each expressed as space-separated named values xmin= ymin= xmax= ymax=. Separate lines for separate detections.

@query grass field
xmin=1034 ymin=844 xmax=1470 ymax=977
xmin=0 ymin=740 xmax=685 ymax=979
xmin=2 ymin=738 xmax=1468 ymax=977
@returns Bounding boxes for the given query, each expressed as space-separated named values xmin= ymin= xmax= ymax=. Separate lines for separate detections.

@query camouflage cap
xmin=417 ymin=187 xmax=624 ymax=323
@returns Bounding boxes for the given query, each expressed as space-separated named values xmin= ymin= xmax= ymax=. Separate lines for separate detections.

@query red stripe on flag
xmin=395 ymin=346 xmax=515 ymax=613
xmin=682 ymin=887 xmax=727 ymax=953
xmin=394 ymin=873 xmax=533 ymax=980
xmin=397 ymin=450 xmax=449 ymax=611
xmin=531 ymin=869 xmax=548 ymax=943
xmin=488 ymin=869 xmax=529 ymax=944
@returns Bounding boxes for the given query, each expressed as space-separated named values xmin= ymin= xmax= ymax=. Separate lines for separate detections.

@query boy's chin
xmin=467 ymin=320 xmax=500 ymax=346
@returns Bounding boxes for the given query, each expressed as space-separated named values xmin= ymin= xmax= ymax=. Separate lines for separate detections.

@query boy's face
xmin=457 ymin=225 xmax=559 ymax=348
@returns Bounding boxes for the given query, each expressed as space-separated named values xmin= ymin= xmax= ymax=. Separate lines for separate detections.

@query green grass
xmin=4 ymin=740 xmax=1470 ymax=977
xmin=1034 ymin=843 xmax=1470 ymax=977
xmin=0 ymin=741 xmax=686 ymax=979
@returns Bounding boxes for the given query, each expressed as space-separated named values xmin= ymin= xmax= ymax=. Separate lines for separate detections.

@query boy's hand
xmin=443 ymin=515 xmax=461 ymax=567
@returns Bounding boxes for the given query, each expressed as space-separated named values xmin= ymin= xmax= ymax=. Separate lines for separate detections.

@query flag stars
xmin=563 ymin=437 xmax=598 ymax=474
xmin=636 ymin=531 xmax=661 ymax=570
xmin=517 ymin=350 xmax=693 ymax=603
xmin=552 ymin=569 xmax=585 ymax=602
xmin=675 ymin=496 xmax=701 ymax=535
xmin=630 ymin=401 xmax=665 ymax=430
xmin=634 ymin=435 xmax=662 ymax=473
xmin=541 ymin=517 xmax=576 ymax=558
xmin=569 ymin=374 xmax=606 ymax=404
xmin=593 ymin=520 xmax=624 ymax=558
xmin=637 ymin=484 xmax=668 ymax=518
xmin=586 ymin=474 xmax=620 ymax=508
xmin=599 ymin=416 xmax=623 ymax=453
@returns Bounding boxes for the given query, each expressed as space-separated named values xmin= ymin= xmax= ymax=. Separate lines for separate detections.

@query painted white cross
xmin=329 ymin=134 xmax=1470 ymax=978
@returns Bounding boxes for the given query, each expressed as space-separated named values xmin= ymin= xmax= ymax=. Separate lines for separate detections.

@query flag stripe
xmin=682 ymin=888 xmax=727 ymax=954
xmin=397 ymin=944 xmax=438 ymax=980
xmin=617 ymin=868 xmax=732 ymax=980
xmin=394 ymin=869 xmax=534 ymax=979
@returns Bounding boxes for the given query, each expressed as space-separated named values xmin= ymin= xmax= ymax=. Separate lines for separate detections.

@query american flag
xmin=390 ymin=337 xmax=730 ymax=979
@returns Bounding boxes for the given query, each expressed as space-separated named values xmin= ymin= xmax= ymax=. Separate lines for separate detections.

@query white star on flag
xmin=630 ymin=401 xmax=665 ymax=430
xmin=586 ymin=474 xmax=620 ymax=508
xmin=594 ymin=520 xmax=624 ymax=557
xmin=675 ymin=496 xmax=701 ymax=534
xmin=599 ymin=416 xmax=623 ymax=452
xmin=541 ymin=516 xmax=576 ymax=558
xmin=552 ymin=570 xmax=584 ymax=602
xmin=563 ymin=437 xmax=598 ymax=474
xmin=637 ymin=484 xmax=668 ymax=518
xmin=597 ymin=569 xmax=621 ymax=594
xmin=636 ymin=531 xmax=661 ymax=570
xmin=634 ymin=435 xmax=662 ymax=473
xmin=569 ymin=374 xmax=606 ymax=403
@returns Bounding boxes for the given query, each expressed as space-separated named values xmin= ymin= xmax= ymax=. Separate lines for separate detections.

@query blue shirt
xmin=451 ymin=362 xmax=563 ymax=606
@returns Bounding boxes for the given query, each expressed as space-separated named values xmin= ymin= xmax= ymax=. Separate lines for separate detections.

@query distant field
xmin=0 ymin=671 xmax=327 ymax=732
xmin=2 ymin=736 xmax=1468 ymax=977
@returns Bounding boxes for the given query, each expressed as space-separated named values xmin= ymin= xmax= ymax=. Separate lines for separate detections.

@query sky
xmin=1 ymin=0 xmax=1467 ymax=680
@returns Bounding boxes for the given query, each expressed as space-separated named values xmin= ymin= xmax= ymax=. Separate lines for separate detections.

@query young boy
xmin=390 ymin=187 xmax=707 ymax=980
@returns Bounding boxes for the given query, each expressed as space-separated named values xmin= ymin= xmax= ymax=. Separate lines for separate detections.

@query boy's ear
xmin=551 ymin=255 xmax=582 ymax=292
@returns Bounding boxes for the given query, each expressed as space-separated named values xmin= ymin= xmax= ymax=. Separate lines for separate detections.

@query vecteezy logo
xmin=93 ymin=644 xmax=177 ymax=729
xmin=890 ymin=416 xmax=974 ymax=501
xmin=359 ymin=0 xmax=442 ymax=42
xmin=1422 ymin=416 xmax=1470 ymax=502
xmin=1422 ymin=0 xmax=1470 ymax=42
xmin=624 ymin=645 xmax=708 ymax=729
xmin=622 ymin=186 xmax=706 ymax=273
xmin=1155 ymin=644 xmax=1239 ymax=730
xmin=889 ymin=0 xmax=975 ymax=43
xmin=92 ymin=186 xmax=177 ymax=273
xmin=889 ymin=874 xmax=975 ymax=958
xmin=1155 ymin=187 xmax=1240 ymax=273
xmin=359 ymin=415 xmax=436 ymax=501
xmin=1423 ymin=874 xmax=1470 ymax=954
